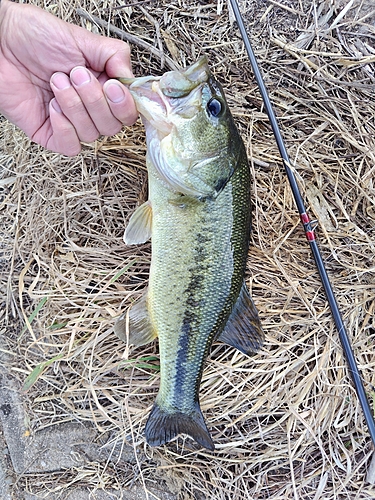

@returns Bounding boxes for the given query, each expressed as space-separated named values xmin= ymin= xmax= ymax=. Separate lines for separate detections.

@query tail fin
xmin=144 ymin=402 xmax=215 ymax=451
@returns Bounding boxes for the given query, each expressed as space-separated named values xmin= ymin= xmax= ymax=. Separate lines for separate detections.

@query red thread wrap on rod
xmin=300 ymin=213 xmax=316 ymax=242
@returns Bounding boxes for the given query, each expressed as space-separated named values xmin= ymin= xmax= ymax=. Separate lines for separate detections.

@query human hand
xmin=0 ymin=0 xmax=138 ymax=156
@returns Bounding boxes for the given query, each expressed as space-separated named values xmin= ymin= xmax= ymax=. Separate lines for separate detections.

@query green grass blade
xmin=22 ymin=353 xmax=64 ymax=393
xmin=110 ymin=259 xmax=137 ymax=283
xmin=20 ymin=296 xmax=48 ymax=336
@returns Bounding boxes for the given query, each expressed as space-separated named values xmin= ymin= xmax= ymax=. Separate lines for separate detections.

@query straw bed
xmin=1 ymin=0 xmax=375 ymax=498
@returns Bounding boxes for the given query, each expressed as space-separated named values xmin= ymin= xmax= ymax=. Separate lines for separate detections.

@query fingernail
xmin=70 ymin=67 xmax=91 ymax=87
xmin=51 ymin=98 xmax=62 ymax=113
xmin=51 ymin=72 xmax=71 ymax=90
xmin=105 ymin=82 xmax=126 ymax=103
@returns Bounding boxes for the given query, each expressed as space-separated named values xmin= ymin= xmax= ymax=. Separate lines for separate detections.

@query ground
xmin=1 ymin=0 xmax=375 ymax=499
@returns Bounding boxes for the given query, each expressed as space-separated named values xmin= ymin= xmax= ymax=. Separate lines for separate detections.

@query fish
xmin=115 ymin=56 xmax=264 ymax=451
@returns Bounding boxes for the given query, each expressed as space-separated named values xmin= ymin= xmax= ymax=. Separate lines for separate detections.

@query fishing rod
xmin=228 ymin=0 xmax=375 ymax=446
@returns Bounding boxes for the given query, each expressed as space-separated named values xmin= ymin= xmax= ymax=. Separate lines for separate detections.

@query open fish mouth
xmin=119 ymin=76 xmax=171 ymax=135
xmin=119 ymin=57 xmax=210 ymax=134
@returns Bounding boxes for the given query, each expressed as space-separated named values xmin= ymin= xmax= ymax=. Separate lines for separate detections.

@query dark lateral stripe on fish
xmin=144 ymin=401 xmax=215 ymax=451
xmin=172 ymin=217 xmax=225 ymax=407
xmin=167 ymin=172 xmax=248 ymax=411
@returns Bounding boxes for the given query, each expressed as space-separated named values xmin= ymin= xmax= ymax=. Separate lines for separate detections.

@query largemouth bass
xmin=116 ymin=57 xmax=264 ymax=450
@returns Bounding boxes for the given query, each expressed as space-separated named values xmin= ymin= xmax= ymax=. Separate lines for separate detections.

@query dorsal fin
xmin=217 ymin=282 xmax=264 ymax=355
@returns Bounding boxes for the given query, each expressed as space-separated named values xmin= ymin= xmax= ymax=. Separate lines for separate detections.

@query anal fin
xmin=218 ymin=282 xmax=265 ymax=356
xmin=114 ymin=289 xmax=157 ymax=346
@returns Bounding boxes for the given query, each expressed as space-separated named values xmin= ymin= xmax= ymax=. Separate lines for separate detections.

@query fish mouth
xmin=119 ymin=57 xmax=210 ymax=135
xmin=119 ymin=57 xmax=222 ymax=198
xmin=119 ymin=76 xmax=171 ymax=134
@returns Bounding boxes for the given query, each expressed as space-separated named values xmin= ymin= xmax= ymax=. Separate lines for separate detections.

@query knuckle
xmin=61 ymin=97 xmax=85 ymax=114
xmin=84 ymin=92 xmax=106 ymax=108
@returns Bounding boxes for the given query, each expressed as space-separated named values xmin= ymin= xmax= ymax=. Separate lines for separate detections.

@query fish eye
xmin=207 ymin=98 xmax=223 ymax=118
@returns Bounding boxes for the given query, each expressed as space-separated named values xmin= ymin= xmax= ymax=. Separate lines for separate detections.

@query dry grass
xmin=1 ymin=0 xmax=375 ymax=498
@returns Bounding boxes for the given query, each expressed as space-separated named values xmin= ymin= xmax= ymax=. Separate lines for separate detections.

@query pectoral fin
xmin=114 ymin=289 xmax=157 ymax=346
xmin=124 ymin=201 xmax=153 ymax=245
xmin=218 ymin=282 xmax=264 ymax=356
